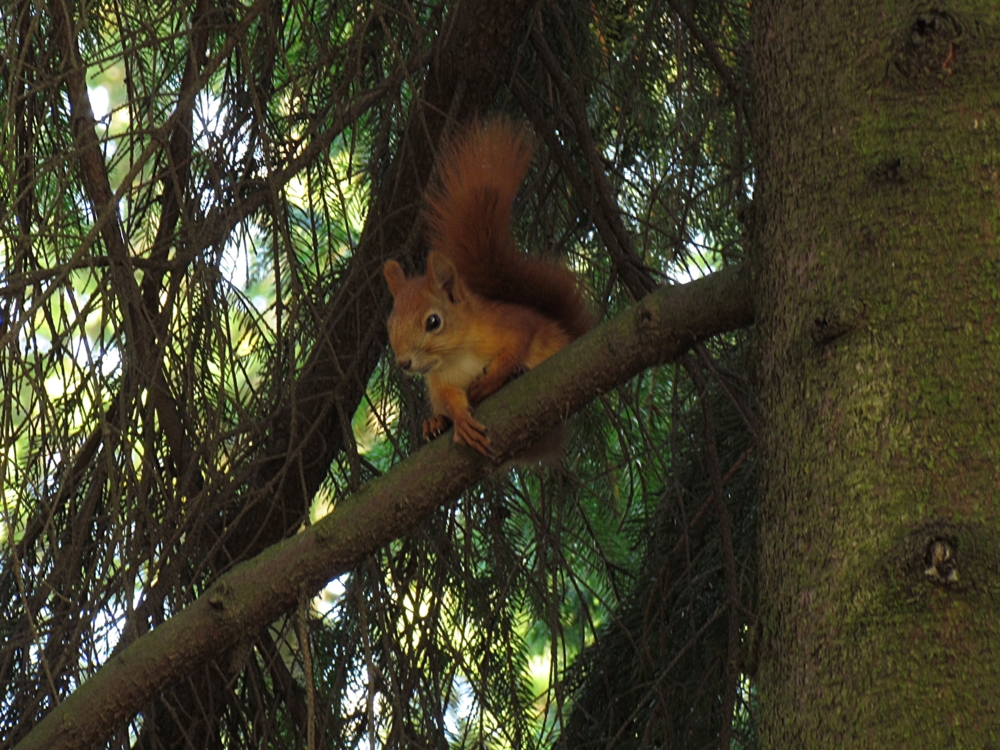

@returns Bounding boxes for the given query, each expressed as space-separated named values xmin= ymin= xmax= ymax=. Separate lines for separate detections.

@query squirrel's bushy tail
xmin=424 ymin=118 xmax=594 ymax=340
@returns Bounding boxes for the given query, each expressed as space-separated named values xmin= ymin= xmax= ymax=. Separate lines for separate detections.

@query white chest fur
xmin=437 ymin=349 xmax=491 ymax=388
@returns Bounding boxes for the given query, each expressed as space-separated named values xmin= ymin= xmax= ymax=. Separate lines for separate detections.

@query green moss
xmin=754 ymin=2 xmax=1000 ymax=745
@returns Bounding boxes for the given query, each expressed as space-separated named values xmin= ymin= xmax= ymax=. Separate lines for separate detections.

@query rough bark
xmin=13 ymin=264 xmax=753 ymax=750
xmin=753 ymin=2 xmax=1000 ymax=745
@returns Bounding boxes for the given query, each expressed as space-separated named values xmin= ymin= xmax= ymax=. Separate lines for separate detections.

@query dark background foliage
xmin=1 ymin=0 xmax=754 ymax=746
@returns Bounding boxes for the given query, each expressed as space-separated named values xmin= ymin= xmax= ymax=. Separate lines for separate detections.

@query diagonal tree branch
xmin=221 ymin=0 xmax=547 ymax=572
xmin=14 ymin=262 xmax=753 ymax=750
xmin=139 ymin=1 xmax=547 ymax=742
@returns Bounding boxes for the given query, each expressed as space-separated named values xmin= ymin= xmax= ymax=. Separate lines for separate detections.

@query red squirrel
xmin=383 ymin=118 xmax=593 ymax=456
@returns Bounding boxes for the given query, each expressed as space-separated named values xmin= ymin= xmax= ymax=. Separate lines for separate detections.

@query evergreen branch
xmin=14 ymin=263 xmax=753 ymax=750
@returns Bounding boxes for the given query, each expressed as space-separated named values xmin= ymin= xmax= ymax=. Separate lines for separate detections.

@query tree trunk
xmin=753 ymin=2 xmax=1000 ymax=745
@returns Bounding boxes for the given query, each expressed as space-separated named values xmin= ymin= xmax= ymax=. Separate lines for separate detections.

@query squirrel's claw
xmin=452 ymin=411 xmax=491 ymax=456
xmin=423 ymin=414 xmax=452 ymax=441
xmin=424 ymin=412 xmax=491 ymax=457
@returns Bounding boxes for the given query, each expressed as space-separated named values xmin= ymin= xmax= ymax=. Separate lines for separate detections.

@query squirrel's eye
xmin=425 ymin=313 xmax=442 ymax=332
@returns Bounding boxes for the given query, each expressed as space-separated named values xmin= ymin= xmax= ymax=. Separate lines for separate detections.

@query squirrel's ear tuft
xmin=427 ymin=251 xmax=463 ymax=304
xmin=383 ymin=260 xmax=406 ymax=297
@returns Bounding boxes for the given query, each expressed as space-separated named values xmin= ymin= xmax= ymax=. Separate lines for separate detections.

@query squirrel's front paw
xmin=423 ymin=414 xmax=453 ymax=441
xmin=452 ymin=411 xmax=491 ymax=456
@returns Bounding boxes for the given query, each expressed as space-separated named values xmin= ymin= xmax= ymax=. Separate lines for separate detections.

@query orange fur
xmin=384 ymin=119 xmax=593 ymax=456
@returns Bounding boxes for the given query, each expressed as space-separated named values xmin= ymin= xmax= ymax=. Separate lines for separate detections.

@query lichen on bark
xmin=753 ymin=2 xmax=1000 ymax=745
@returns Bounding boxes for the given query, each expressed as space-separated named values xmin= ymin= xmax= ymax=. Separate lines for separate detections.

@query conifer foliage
xmin=1 ymin=0 xmax=754 ymax=747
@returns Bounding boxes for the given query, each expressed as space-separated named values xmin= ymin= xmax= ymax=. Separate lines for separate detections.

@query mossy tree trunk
xmin=753 ymin=2 xmax=1000 ymax=744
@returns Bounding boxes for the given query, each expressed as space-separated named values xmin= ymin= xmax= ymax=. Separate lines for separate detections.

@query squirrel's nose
xmin=397 ymin=358 xmax=412 ymax=371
